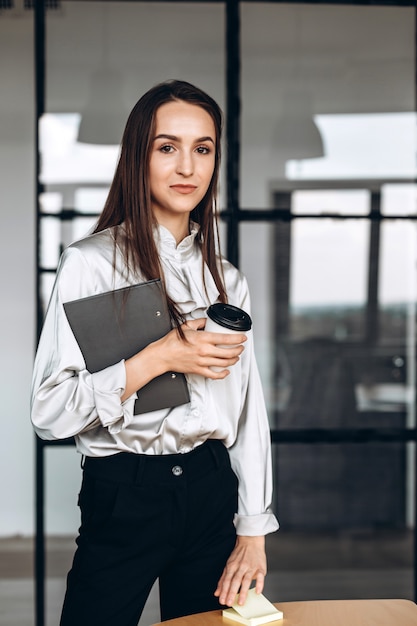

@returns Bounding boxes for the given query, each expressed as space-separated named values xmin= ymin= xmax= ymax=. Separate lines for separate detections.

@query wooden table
xmin=152 ymin=599 xmax=417 ymax=625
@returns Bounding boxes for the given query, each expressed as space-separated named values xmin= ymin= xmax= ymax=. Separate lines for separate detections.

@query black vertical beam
xmin=34 ymin=1 xmax=46 ymax=625
xmin=272 ymin=193 xmax=292 ymax=341
xmin=35 ymin=437 xmax=46 ymax=626
xmin=365 ymin=191 xmax=380 ymax=344
xmin=413 ymin=7 xmax=417 ymax=604
xmin=414 ymin=429 xmax=417 ymax=602
xmin=225 ymin=0 xmax=241 ymax=268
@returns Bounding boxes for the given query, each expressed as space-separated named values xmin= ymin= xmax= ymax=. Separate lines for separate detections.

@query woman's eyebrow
xmin=195 ymin=136 xmax=215 ymax=144
xmin=153 ymin=133 xmax=215 ymax=144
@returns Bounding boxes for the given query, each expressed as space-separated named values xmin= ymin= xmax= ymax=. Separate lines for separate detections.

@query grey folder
xmin=63 ymin=279 xmax=190 ymax=414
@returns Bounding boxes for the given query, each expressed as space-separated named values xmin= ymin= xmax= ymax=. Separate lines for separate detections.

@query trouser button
xmin=172 ymin=465 xmax=183 ymax=476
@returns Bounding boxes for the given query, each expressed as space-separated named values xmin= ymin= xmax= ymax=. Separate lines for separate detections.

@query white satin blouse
xmin=31 ymin=222 xmax=279 ymax=536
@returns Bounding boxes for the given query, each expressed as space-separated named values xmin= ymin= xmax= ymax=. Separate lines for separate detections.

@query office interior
xmin=1 ymin=0 xmax=416 ymax=624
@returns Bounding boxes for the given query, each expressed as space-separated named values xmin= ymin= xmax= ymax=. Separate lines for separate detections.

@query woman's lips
xmin=170 ymin=185 xmax=197 ymax=194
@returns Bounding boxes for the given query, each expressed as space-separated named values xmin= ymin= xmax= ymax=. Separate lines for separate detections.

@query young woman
xmin=31 ymin=80 xmax=278 ymax=626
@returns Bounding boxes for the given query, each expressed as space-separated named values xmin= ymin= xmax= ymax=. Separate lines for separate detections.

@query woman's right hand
xmin=122 ymin=318 xmax=247 ymax=401
xmin=157 ymin=318 xmax=247 ymax=378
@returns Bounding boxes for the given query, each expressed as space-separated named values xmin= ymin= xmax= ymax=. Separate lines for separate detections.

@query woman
xmin=31 ymin=80 xmax=278 ymax=626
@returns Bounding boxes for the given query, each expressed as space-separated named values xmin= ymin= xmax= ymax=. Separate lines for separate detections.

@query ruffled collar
xmin=154 ymin=221 xmax=200 ymax=263
xmin=155 ymin=221 xmax=220 ymax=318
xmin=114 ymin=221 xmax=220 ymax=317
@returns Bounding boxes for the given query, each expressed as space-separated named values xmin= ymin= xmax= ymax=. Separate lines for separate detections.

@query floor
xmin=0 ymin=529 xmax=414 ymax=626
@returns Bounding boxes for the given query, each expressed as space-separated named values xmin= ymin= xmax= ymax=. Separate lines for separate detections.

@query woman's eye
xmin=196 ymin=146 xmax=210 ymax=155
xmin=160 ymin=144 xmax=174 ymax=153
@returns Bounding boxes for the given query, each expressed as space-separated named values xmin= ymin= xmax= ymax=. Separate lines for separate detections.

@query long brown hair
xmin=94 ymin=79 xmax=227 ymax=327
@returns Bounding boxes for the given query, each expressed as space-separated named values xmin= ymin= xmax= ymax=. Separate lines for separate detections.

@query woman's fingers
xmin=156 ymin=317 xmax=247 ymax=377
xmin=214 ymin=536 xmax=266 ymax=607
xmin=183 ymin=318 xmax=247 ymax=346
xmin=183 ymin=318 xmax=206 ymax=332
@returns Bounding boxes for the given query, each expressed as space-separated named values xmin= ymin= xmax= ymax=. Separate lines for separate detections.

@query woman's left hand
xmin=214 ymin=535 xmax=267 ymax=607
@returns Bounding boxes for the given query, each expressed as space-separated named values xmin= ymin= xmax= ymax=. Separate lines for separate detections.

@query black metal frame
xmin=34 ymin=2 xmax=46 ymax=624
xmin=34 ymin=1 xmax=417 ymax=625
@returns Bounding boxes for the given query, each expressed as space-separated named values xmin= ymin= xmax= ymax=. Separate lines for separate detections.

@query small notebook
xmin=63 ymin=279 xmax=190 ymax=414
xmin=222 ymin=589 xmax=283 ymax=626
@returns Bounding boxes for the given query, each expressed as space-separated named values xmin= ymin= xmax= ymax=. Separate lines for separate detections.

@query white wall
xmin=0 ymin=14 xmax=35 ymax=535
xmin=0 ymin=11 xmax=83 ymax=538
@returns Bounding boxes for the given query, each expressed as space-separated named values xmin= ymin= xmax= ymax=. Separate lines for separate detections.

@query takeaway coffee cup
xmin=205 ymin=303 xmax=252 ymax=371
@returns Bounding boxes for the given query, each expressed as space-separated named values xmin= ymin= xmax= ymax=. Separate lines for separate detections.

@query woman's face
xmin=149 ymin=100 xmax=216 ymax=232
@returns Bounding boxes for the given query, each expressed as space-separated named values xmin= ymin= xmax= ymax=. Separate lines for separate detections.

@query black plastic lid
xmin=207 ymin=303 xmax=252 ymax=331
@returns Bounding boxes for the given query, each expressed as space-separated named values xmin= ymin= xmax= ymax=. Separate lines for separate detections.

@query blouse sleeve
xmin=227 ymin=274 xmax=279 ymax=536
xmin=31 ymin=246 xmax=136 ymax=440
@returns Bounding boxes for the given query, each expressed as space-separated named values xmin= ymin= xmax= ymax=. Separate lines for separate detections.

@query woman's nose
xmin=176 ymin=151 xmax=193 ymax=176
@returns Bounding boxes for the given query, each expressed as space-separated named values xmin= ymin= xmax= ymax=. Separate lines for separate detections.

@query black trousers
xmin=60 ymin=440 xmax=238 ymax=626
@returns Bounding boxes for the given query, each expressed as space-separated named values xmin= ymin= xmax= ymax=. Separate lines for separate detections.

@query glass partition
xmin=39 ymin=0 xmax=225 ymax=315
xmin=240 ymin=3 xmax=416 ymax=544
xmin=241 ymin=3 xmax=415 ymax=205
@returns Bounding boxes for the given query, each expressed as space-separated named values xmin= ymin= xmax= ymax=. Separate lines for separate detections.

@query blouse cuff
xmin=234 ymin=511 xmax=279 ymax=536
xmin=91 ymin=360 xmax=134 ymax=434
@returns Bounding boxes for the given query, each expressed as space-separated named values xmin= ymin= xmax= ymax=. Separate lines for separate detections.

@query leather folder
xmin=63 ymin=279 xmax=190 ymax=414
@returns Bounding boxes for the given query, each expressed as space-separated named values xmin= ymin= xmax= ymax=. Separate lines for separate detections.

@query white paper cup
xmin=205 ymin=304 xmax=252 ymax=371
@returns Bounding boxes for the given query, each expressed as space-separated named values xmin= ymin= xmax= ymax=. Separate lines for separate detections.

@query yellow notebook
xmin=222 ymin=589 xmax=283 ymax=625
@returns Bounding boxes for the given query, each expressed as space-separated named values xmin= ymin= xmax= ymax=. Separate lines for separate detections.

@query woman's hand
xmin=214 ymin=536 xmax=267 ymax=607
xmin=157 ymin=318 xmax=247 ymax=378
xmin=122 ymin=317 xmax=246 ymax=401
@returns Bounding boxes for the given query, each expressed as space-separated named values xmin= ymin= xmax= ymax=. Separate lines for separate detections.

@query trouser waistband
xmin=82 ymin=439 xmax=229 ymax=486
